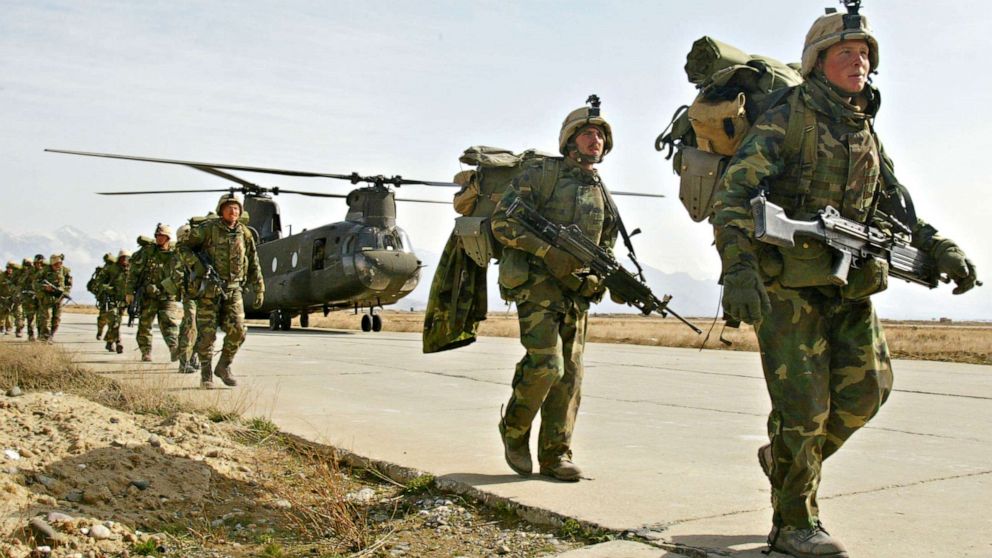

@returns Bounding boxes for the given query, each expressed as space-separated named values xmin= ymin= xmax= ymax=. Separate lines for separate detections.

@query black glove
xmin=933 ymin=241 xmax=979 ymax=295
xmin=543 ymin=247 xmax=582 ymax=281
xmin=722 ymin=264 xmax=771 ymax=325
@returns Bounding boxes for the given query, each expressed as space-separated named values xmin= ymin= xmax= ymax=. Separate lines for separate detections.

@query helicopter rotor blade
xmin=392 ymin=178 xmax=461 ymax=188
xmin=611 ymin=191 xmax=666 ymax=198
xmin=96 ymin=189 xmax=235 ymax=195
xmin=272 ymin=188 xmax=350 ymax=199
xmin=393 ymin=198 xmax=452 ymax=205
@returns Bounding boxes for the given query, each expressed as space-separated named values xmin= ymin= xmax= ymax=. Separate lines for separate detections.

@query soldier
xmin=35 ymin=254 xmax=72 ymax=341
xmin=0 ymin=261 xmax=23 ymax=336
xmin=174 ymin=224 xmax=200 ymax=374
xmin=21 ymin=255 xmax=46 ymax=341
xmin=179 ymin=194 xmax=264 ymax=389
xmin=711 ymin=8 xmax=979 ymax=558
xmin=101 ymin=250 xmax=130 ymax=354
xmin=87 ymin=253 xmax=113 ymax=340
xmin=489 ymin=100 xmax=619 ymax=482
xmin=126 ymin=224 xmax=182 ymax=362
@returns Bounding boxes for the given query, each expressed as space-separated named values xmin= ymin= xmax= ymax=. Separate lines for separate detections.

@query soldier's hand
xmin=721 ymin=264 xmax=770 ymax=325
xmin=934 ymin=241 xmax=979 ymax=295
xmin=251 ymin=290 xmax=264 ymax=310
xmin=125 ymin=294 xmax=134 ymax=306
xmin=543 ymin=247 xmax=582 ymax=281
xmin=578 ymin=275 xmax=604 ymax=298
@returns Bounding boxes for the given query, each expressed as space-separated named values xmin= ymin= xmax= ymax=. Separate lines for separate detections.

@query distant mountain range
xmin=2 ymin=227 xmax=988 ymax=321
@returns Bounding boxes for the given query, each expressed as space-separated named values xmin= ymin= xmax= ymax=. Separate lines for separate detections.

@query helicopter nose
xmin=353 ymin=250 xmax=419 ymax=291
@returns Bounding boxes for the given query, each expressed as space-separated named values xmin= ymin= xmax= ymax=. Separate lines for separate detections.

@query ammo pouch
xmin=777 ymin=239 xmax=835 ymax=288
xmin=453 ymin=216 xmax=495 ymax=268
xmin=687 ymin=92 xmax=748 ymax=156
xmin=497 ymin=247 xmax=529 ymax=290
xmin=841 ymin=256 xmax=889 ymax=300
xmin=677 ymin=146 xmax=727 ymax=222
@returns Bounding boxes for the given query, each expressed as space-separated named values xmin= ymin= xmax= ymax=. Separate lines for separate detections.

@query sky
xmin=1 ymin=0 xmax=990 ymax=318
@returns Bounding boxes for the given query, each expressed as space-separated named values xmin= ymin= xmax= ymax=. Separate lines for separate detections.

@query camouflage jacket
xmin=712 ymin=73 xmax=945 ymax=291
xmin=19 ymin=267 xmax=41 ymax=304
xmin=179 ymin=218 xmax=263 ymax=297
xmin=36 ymin=265 xmax=72 ymax=303
xmin=491 ymin=157 xmax=618 ymax=312
xmin=100 ymin=262 xmax=129 ymax=305
xmin=0 ymin=271 xmax=18 ymax=299
xmin=127 ymin=245 xmax=181 ymax=301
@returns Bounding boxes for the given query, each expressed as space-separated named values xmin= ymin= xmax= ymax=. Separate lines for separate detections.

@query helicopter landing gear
xmin=269 ymin=310 xmax=293 ymax=331
xmin=361 ymin=314 xmax=372 ymax=332
xmin=372 ymin=314 xmax=382 ymax=332
xmin=359 ymin=309 xmax=383 ymax=332
xmin=300 ymin=312 xmax=309 ymax=328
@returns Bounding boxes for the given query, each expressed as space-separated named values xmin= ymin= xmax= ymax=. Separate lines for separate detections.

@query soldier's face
xmin=51 ymin=261 xmax=62 ymax=270
xmin=221 ymin=203 xmax=241 ymax=225
xmin=155 ymin=233 xmax=170 ymax=248
xmin=34 ymin=262 xmax=43 ymax=269
xmin=819 ymin=39 xmax=870 ymax=94
xmin=574 ymin=126 xmax=605 ymax=160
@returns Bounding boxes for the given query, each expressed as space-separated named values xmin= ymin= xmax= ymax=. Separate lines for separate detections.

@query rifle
xmin=191 ymin=250 xmax=228 ymax=325
xmin=127 ymin=265 xmax=149 ymax=327
xmin=750 ymin=194 xmax=982 ymax=289
xmin=505 ymin=197 xmax=702 ymax=333
xmin=42 ymin=280 xmax=74 ymax=304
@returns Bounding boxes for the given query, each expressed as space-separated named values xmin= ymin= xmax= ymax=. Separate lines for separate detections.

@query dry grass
xmin=248 ymin=309 xmax=991 ymax=365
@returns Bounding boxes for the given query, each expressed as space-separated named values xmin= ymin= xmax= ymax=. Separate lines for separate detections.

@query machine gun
xmin=42 ymin=280 xmax=74 ymax=304
xmin=127 ymin=266 xmax=148 ymax=327
xmin=750 ymin=194 xmax=982 ymax=289
xmin=505 ymin=197 xmax=702 ymax=333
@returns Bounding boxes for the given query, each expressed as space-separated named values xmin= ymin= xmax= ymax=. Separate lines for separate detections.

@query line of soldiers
xmin=0 ymin=254 xmax=73 ymax=342
xmin=82 ymin=194 xmax=263 ymax=389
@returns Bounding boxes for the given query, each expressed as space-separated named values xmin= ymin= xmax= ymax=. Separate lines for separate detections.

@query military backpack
xmin=655 ymin=36 xmax=813 ymax=223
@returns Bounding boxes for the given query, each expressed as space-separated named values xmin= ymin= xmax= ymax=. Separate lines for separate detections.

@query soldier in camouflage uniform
xmin=174 ymin=224 xmax=200 ymax=374
xmin=489 ymin=101 xmax=619 ymax=482
xmin=21 ymin=255 xmax=46 ymax=341
xmin=126 ymin=224 xmax=182 ymax=362
xmin=87 ymin=253 xmax=114 ymax=340
xmin=101 ymin=250 xmax=130 ymax=354
xmin=179 ymin=194 xmax=264 ymax=389
xmin=0 ymin=261 xmax=24 ymax=336
xmin=35 ymin=254 xmax=72 ymax=341
xmin=711 ymin=10 xmax=979 ymax=558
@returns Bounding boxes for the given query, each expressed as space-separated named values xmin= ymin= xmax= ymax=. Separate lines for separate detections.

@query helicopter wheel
xmin=372 ymin=314 xmax=382 ymax=332
xmin=268 ymin=312 xmax=279 ymax=331
xmin=279 ymin=311 xmax=293 ymax=331
xmin=299 ymin=312 xmax=309 ymax=328
xmin=360 ymin=314 xmax=372 ymax=332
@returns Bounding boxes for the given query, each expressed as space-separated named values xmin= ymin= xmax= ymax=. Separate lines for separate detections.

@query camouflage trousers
xmin=756 ymin=282 xmax=893 ymax=529
xmin=178 ymin=298 xmax=198 ymax=364
xmin=136 ymin=298 xmax=181 ymax=356
xmin=36 ymin=301 xmax=62 ymax=340
xmin=22 ymin=300 xmax=38 ymax=338
xmin=1 ymin=301 xmax=23 ymax=332
xmin=97 ymin=301 xmax=114 ymax=337
xmin=501 ymin=300 xmax=588 ymax=468
xmin=195 ymin=289 xmax=246 ymax=369
xmin=104 ymin=305 xmax=124 ymax=344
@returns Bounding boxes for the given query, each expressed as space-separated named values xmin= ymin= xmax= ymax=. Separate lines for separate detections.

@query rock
xmin=19 ymin=447 xmax=34 ymax=458
xmin=46 ymin=512 xmax=74 ymax=524
xmin=206 ymin=449 xmax=220 ymax=458
xmin=109 ymin=417 xmax=120 ymax=424
xmin=4 ymin=449 xmax=21 ymax=461
xmin=89 ymin=524 xmax=112 ymax=540
xmin=147 ymin=435 xmax=161 ymax=448
xmin=65 ymin=490 xmax=83 ymax=503
xmin=346 ymin=487 xmax=376 ymax=503
xmin=272 ymin=499 xmax=292 ymax=510
xmin=29 ymin=517 xmax=59 ymax=545
xmin=7 ymin=386 xmax=22 ymax=397
xmin=130 ymin=479 xmax=150 ymax=491
xmin=496 ymin=544 xmax=511 ymax=555
xmin=34 ymin=475 xmax=57 ymax=489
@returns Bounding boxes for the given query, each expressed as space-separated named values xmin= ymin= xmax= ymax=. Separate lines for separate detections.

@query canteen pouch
xmin=454 ymin=216 xmax=494 ymax=268
xmin=678 ymin=146 xmax=727 ymax=222
xmin=777 ymin=239 xmax=835 ymax=288
xmin=498 ymin=247 xmax=529 ymax=290
xmin=452 ymin=170 xmax=479 ymax=216
xmin=841 ymin=256 xmax=889 ymax=300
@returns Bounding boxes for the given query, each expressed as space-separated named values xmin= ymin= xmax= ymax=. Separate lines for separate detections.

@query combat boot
xmin=758 ymin=443 xmax=773 ymax=480
xmin=115 ymin=343 xmax=124 ymax=354
xmin=141 ymin=352 xmax=152 ymax=362
xmin=96 ymin=330 xmax=103 ymax=340
xmin=539 ymin=458 xmax=582 ymax=482
xmin=105 ymin=341 xmax=114 ymax=352
xmin=200 ymin=360 xmax=214 ymax=389
xmin=15 ymin=327 xmax=22 ymax=338
xmin=169 ymin=345 xmax=180 ymax=363
xmin=498 ymin=411 xmax=532 ymax=476
xmin=768 ymin=525 xmax=848 ymax=558
xmin=213 ymin=355 xmax=237 ymax=387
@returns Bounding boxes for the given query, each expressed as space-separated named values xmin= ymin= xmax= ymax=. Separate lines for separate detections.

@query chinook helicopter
xmin=46 ymin=149 xmax=457 ymax=332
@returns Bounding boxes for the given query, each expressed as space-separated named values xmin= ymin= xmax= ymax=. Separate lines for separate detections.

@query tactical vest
xmin=197 ymin=220 xmax=254 ymax=284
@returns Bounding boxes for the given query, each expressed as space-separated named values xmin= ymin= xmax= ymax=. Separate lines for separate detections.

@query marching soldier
xmin=174 ymin=224 xmax=200 ymax=374
xmin=126 ymin=224 xmax=182 ymax=362
xmin=87 ymin=253 xmax=114 ymax=340
xmin=21 ymin=255 xmax=46 ymax=341
xmin=0 ymin=261 xmax=24 ymax=336
xmin=35 ymin=254 xmax=72 ymax=341
xmin=101 ymin=250 xmax=130 ymax=354
xmin=179 ymin=194 xmax=264 ymax=389
xmin=711 ymin=7 xmax=979 ymax=557
xmin=489 ymin=99 xmax=619 ymax=481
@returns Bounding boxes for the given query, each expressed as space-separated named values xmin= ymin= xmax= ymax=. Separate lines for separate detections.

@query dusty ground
xmin=0 ymin=342 xmax=597 ymax=558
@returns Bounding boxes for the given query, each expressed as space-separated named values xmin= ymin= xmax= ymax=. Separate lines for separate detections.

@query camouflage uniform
xmin=87 ymin=254 xmax=113 ymax=339
xmin=180 ymin=196 xmax=263 ymax=387
xmin=100 ymin=252 xmax=130 ymax=353
xmin=491 ymin=144 xmax=618 ymax=478
xmin=127 ymin=235 xmax=182 ymax=360
xmin=21 ymin=256 xmax=46 ymax=341
xmin=0 ymin=262 xmax=24 ymax=335
xmin=35 ymin=255 xmax=72 ymax=341
xmin=713 ymin=63 xmax=977 ymax=537
xmin=175 ymin=224 xmax=200 ymax=374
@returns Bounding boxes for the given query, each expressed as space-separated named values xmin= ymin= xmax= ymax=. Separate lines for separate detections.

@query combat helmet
xmin=216 ymin=192 xmax=244 ymax=214
xmin=49 ymin=254 xmax=64 ymax=265
xmin=801 ymin=2 xmax=879 ymax=76
xmin=176 ymin=224 xmax=191 ymax=243
xmin=558 ymin=94 xmax=613 ymax=159
xmin=103 ymin=252 xmax=114 ymax=264
xmin=33 ymin=254 xmax=45 ymax=263
xmin=5 ymin=260 xmax=18 ymax=270
xmin=154 ymin=223 xmax=174 ymax=240
xmin=117 ymin=249 xmax=131 ymax=260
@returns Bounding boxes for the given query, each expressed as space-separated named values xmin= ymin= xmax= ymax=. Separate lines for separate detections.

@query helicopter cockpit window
xmin=382 ymin=234 xmax=397 ymax=251
xmin=397 ymin=229 xmax=413 ymax=253
xmin=312 ymin=238 xmax=326 ymax=271
xmin=359 ymin=229 xmax=381 ymax=251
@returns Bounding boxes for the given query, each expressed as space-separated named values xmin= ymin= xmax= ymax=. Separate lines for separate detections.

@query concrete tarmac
xmin=49 ymin=313 xmax=992 ymax=557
